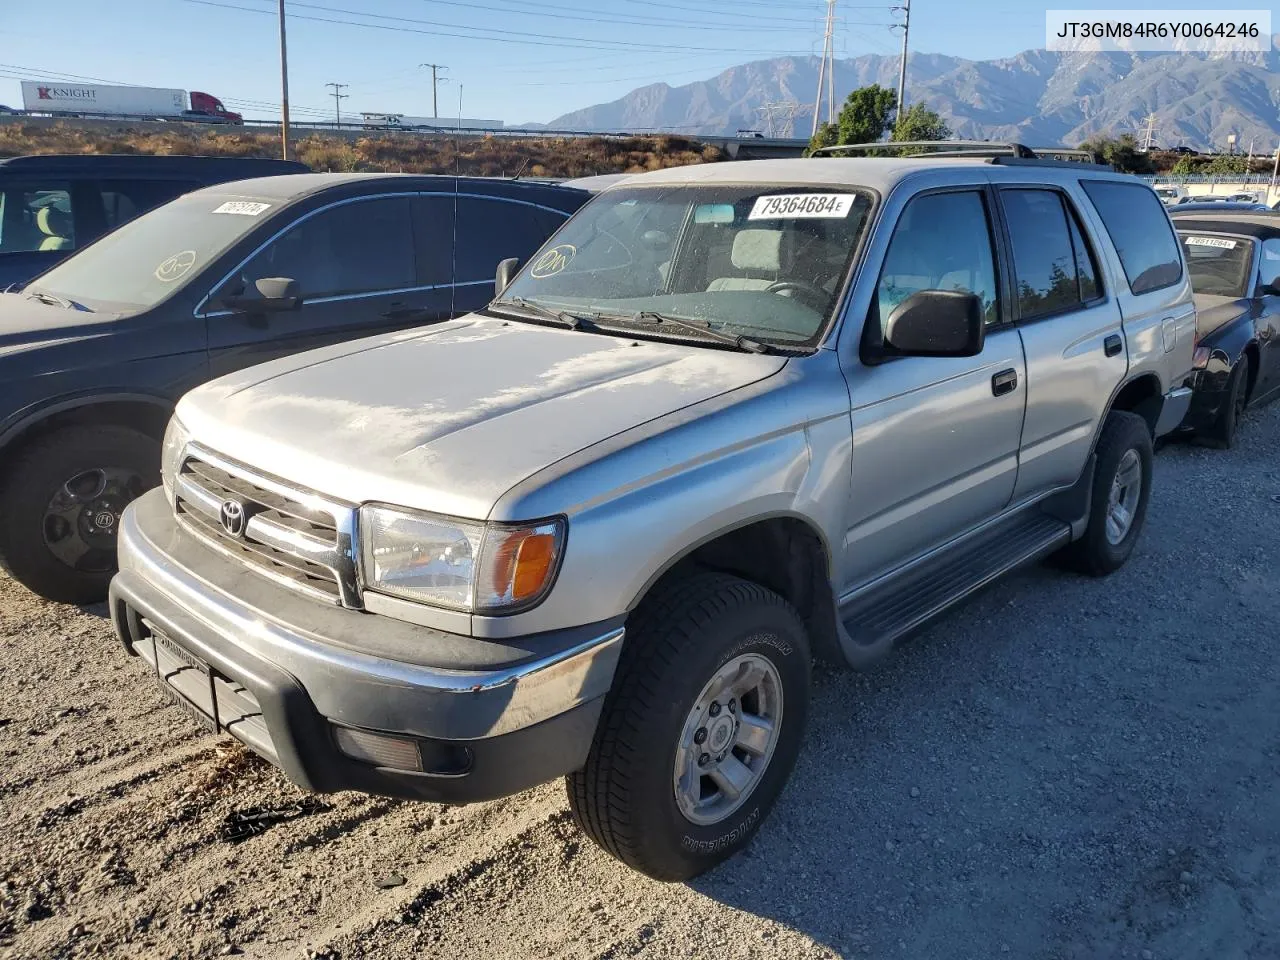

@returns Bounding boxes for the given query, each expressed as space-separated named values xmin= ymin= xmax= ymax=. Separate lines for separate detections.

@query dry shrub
xmin=0 ymin=123 xmax=727 ymax=177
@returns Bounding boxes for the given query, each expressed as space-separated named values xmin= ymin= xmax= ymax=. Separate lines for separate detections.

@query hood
xmin=0 ymin=292 xmax=121 ymax=359
xmin=1192 ymin=294 xmax=1248 ymax=339
xmin=178 ymin=315 xmax=788 ymax=519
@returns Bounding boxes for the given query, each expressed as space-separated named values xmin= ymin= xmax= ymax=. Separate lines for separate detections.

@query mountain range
xmin=542 ymin=40 xmax=1280 ymax=151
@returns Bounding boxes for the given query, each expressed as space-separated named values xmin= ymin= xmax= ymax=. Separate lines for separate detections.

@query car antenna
xmin=512 ymin=157 xmax=530 ymax=181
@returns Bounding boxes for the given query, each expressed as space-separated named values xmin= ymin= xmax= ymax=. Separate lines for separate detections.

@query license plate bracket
xmin=152 ymin=629 xmax=219 ymax=736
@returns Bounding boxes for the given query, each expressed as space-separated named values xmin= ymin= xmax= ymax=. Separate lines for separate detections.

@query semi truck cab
xmin=188 ymin=91 xmax=242 ymax=124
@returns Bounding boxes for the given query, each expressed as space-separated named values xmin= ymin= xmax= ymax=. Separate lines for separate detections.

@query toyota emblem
xmin=219 ymin=498 xmax=247 ymax=538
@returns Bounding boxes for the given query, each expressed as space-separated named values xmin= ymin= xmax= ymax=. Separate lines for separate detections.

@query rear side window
xmin=0 ymin=185 xmax=75 ymax=253
xmin=1081 ymin=181 xmax=1182 ymax=295
xmin=1000 ymin=189 xmax=1103 ymax=319
xmin=98 ymin=179 xmax=197 ymax=230
xmin=455 ymin=196 xmax=568 ymax=284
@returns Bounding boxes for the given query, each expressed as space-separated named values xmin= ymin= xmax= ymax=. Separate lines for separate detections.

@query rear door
xmin=1080 ymin=180 xmax=1196 ymax=429
xmin=841 ymin=186 xmax=1027 ymax=589
xmin=206 ymin=193 xmax=450 ymax=376
xmin=996 ymin=185 xmax=1127 ymax=500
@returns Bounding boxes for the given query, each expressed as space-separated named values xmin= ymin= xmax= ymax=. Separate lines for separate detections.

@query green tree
xmin=1078 ymin=134 xmax=1155 ymax=174
xmin=1204 ymin=153 xmax=1248 ymax=175
xmin=892 ymin=103 xmax=952 ymax=142
xmin=1170 ymin=154 xmax=1197 ymax=176
xmin=807 ymin=121 xmax=839 ymax=154
xmin=808 ymin=84 xmax=897 ymax=154
xmin=838 ymin=84 xmax=898 ymax=146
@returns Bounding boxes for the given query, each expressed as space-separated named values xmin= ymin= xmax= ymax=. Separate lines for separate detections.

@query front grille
xmin=173 ymin=445 xmax=360 ymax=607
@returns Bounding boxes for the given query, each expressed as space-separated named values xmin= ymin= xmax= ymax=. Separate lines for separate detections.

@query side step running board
xmin=837 ymin=513 xmax=1072 ymax=667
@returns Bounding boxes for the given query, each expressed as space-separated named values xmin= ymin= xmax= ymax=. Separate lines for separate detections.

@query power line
xmin=325 ymin=81 xmax=348 ymax=128
xmin=408 ymin=0 xmax=862 ymax=30
xmin=180 ymin=0 xmax=843 ymax=55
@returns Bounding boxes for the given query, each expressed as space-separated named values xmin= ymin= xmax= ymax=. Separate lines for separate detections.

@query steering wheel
xmin=765 ymin=279 xmax=828 ymax=311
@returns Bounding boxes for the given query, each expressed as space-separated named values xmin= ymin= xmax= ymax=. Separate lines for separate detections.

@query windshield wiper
xmin=618 ymin=311 xmax=771 ymax=354
xmin=490 ymin=297 xmax=603 ymax=331
xmin=26 ymin=290 xmax=91 ymax=312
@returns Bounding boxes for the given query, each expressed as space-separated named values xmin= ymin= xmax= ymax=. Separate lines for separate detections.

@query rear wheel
xmin=0 ymin=425 xmax=159 ymax=603
xmin=1058 ymin=410 xmax=1152 ymax=577
xmin=1206 ymin=354 xmax=1250 ymax=449
xmin=566 ymin=572 xmax=810 ymax=881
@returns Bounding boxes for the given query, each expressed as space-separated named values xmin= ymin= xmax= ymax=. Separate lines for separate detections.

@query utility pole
xmin=278 ymin=0 xmax=290 ymax=159
xmin=420 ymin=63 xmax=449 ymax=119
xmin=893 ymin=0 xmax=911 ymax=123
xmin=811 ymin=0 xmax=836 ymax=137
xmin=325 ymin=82 xmax=348 ymax=129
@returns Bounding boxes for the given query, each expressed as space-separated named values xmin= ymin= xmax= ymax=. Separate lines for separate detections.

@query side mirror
xmin=1261 ymin=281 xmax=1280 ymax=297
xmin=495 ymin=258 xmax=520 ymax=297
xmin=883 ymin=289 xmax=985 ymax=358
xmin=222 ymin=276 xmax=301 ymax=313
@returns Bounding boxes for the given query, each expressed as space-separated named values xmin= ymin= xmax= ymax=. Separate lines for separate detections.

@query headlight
xmin=160 ymin=415 xmax=191 ymax=503
xmin=359 ymin=504 xmax=565 ymax=613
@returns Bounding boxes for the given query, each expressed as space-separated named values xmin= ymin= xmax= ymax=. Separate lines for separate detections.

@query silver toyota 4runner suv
xmin=110 ymin=149 xmax=1196 ymax=881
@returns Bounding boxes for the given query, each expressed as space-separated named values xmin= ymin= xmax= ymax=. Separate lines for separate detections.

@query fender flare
xmin=0 ymin=391 xmax=173 ymax=455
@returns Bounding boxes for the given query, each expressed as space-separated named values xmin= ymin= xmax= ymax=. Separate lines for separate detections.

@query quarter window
xmin=1081 ymin=180 xmax=1182 ymax=295
xmin=239 ymin=196 xmax=415 ymax=299
xmin=1001 ymin=189 xmax=1102 ymax=320
xmin=874 ymin=190 xmax=1000 ymax=333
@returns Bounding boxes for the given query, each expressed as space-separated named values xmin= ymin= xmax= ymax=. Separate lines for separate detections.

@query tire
xmin=1058 ymin=410 xmax=1153 ymax=577
xmin=1205 ymin=354 xmax=1250 ymax=449
xmin=566 ymin=572 xmax=811 ymax=881
xmin=0 ymin=425 xmax=160 ymax=604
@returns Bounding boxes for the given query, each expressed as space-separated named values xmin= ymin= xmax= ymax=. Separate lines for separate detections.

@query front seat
xmin=707 ymin=229 xmax=783 ymax=291
xmin=36 ymin=206 xmax=74 ymax=251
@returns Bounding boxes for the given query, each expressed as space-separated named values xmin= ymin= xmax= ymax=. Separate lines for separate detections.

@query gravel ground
xmin=2 ymin=403 xmax=1278 ymax=960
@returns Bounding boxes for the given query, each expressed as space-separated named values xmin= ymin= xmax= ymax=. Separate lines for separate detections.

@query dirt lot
xmin=2 ymin=404 xmax=1279 ymax=960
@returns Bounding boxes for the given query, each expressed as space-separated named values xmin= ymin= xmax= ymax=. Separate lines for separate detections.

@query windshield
xmin=31 ymin=191 xmax=278 ymax=311
xmin=1179 ymin=233 xmax=1254 ymax=298
xmin=495 ymin=184 xmax=874 ymax=345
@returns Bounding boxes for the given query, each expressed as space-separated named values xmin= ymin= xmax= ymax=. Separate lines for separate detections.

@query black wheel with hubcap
xmin=566 ymin=571 xmax=810 ymax=882
xmin=1206 ymin=353 xmax=1250 ymax=449
xmin=0 ymin=425 xmax=159 ymax=604
xmin=1057 ymin=410 xmax=1153 ymax=577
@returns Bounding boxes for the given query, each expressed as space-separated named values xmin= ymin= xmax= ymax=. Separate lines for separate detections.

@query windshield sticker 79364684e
xmin=748 ymin=194 xmax=856 ymax=220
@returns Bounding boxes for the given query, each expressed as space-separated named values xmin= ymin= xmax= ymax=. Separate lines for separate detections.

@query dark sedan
xmin=1170 ymin=212 xmax=1280 ymax=446
xmin=0 ymin=173 xmax=589 ymax=603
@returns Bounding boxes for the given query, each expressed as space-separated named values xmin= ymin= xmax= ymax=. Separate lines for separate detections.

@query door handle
xmin=1104 ymin=334 xmax=1123 ymax=357
xmin=991 ymin=368 xmax=1018 ymax=397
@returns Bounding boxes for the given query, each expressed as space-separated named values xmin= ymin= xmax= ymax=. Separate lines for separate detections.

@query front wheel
xmin=566 ymin=572 xmax=811 ymax=881
xmin=1058 ymin=410 xmax=1153 ymax=577
xmin=0 ymin=425 xmax=159 ymax=603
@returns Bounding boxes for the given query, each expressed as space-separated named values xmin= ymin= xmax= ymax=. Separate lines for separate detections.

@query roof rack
xmin=812 ymin=140 xmax=1108 ymax=168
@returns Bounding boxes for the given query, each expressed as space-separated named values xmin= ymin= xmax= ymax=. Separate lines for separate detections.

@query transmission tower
xmin=758 ymin=101 xmax=812 ymax=139
xmin=811 ymin=0 xmax=837 ymax=137
xmin=892 ymin=0 xmax=911 ymax=118
xmin=1137 ymin=113 xmax=1158 ymax=153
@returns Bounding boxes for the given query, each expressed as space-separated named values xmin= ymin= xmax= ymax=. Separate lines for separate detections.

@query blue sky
xmin=0 ymin=0 xmax=1255 ymax=125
